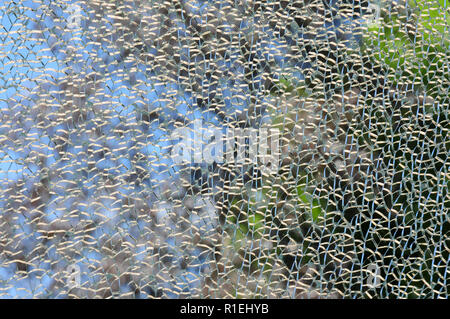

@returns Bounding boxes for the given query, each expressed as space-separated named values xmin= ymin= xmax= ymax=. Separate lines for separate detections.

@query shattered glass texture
xmin=0 ymin=0 xmax=448 ymax=298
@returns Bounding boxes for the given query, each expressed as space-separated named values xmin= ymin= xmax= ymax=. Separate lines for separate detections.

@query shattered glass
xmin=0 ymin=0 xmax=448 ymax=298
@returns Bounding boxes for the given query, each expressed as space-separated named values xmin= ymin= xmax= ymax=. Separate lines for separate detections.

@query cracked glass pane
xmin=0 ymin=0 xmax=448 ymax=298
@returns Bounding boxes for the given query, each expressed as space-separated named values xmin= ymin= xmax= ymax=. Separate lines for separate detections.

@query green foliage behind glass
xmin=363 ymin=0 xmax=449 ymax=102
